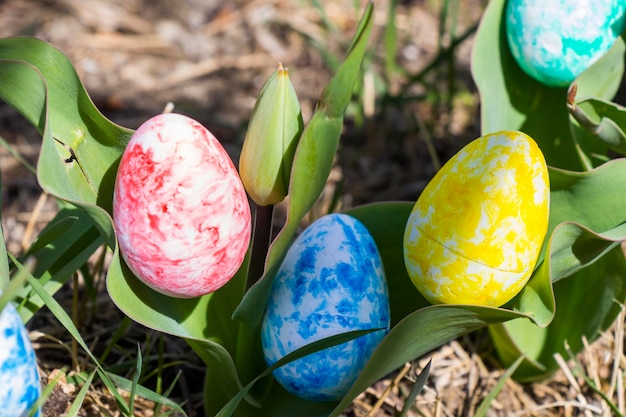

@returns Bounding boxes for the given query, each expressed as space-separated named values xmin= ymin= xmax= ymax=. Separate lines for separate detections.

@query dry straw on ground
xmin=0 ymin=0 xmax=625 ymax=416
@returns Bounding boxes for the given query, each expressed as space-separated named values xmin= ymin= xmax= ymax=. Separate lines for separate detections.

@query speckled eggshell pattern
xmin=506 ymin=0 xmax=626 ymax=87
xmin=0 ymin=303 xmax=40 ymax=417
xmin=113 ymin=113 xmax=251 ymax=298
xmin=261 ymin=213 xmax=390 ymax=402
xmin=403 ymin=131 xmax=549 ymax=307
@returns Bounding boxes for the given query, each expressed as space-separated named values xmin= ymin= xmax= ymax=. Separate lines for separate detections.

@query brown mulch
xmin=0 ymin=0 xmax=625 ymax=416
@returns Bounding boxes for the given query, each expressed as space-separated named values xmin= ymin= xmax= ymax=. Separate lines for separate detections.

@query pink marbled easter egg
xmin=113 ymin=113 xmax=251 ymax=298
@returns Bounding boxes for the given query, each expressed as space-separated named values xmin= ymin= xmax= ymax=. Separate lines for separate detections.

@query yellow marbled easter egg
xmin=403 ymin=131 xmax=549 ymax=307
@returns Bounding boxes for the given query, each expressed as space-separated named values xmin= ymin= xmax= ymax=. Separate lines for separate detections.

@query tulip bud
xmin=239 ymin=63 xmax=303 ymax=206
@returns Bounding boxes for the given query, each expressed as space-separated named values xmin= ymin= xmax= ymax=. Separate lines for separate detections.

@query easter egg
xmin=506 ymin=0 xmax=626 ymax=87
xmin=0 ymin=303 xmax=40 ymax=417
xmin=403 ymin=131 xmax=550 ymax=307
xmin=113 ymin=113 xmax=251 ymax=298
xmin=261 ymin=213 xmax=389 ymax=402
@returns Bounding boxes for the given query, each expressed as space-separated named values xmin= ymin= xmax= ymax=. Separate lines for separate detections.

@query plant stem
xmin=233 ymin=202 xmax=274 ymax=402
xmin=245 ymin=203 xmax=274 ymax=291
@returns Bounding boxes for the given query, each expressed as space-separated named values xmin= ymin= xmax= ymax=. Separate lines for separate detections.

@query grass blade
xmin=129 ymin=344 xmax=143 ymax=415
xmin=9 ymin=253 xmax=131 ymax=415
xmin=475 ymin=355 xmax=524 ymax=417
xmin=66 ymin=371 xmax=96 ymax=417
xmin=397 ymin=359 xmax=431 ymax=417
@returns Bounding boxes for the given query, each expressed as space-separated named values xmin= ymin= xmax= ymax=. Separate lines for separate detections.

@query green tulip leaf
xmin=107 ymin=248 xmax=248 ymax=354
xmin=326 ymin=304 xmax=531 ymax=416
xmin=0 ymin=36 xmax=133 ymax=247
xmin=471 ymin=0 xmax=624 ymax=171
xmin=568 ymin=40 xmax=626 ymax=161
xmin=234 ymin=1 xmax=375 ymax=327
xmin=548 ymin=160 xmax=626 ymax=234
xmin=107 ymin=250 xmax=252 ymax=412
xmin=573 ymin=38 xmax=625 ymax=102
xmin=471 ymin=0 xmax=576 ymax=170
xmin=492 ymin=243 xmax=626 ymax=382
xmin=490 ymin=160 xmax=626 ymax=380
xmin=572 ymin=98 xmax=626 ymax=154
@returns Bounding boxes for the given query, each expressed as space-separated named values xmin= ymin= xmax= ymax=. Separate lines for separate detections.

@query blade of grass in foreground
xmin=474 ymin=356 xmax=523 ymax=417
xmin=65 ymin=371 xmax=96 ymax=417
xmin=397 ymin=359 xmax=431 ymax=417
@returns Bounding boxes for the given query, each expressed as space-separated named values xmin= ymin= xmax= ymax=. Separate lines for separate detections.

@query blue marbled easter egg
xmin=0 ymin=303 xmax=40 ymax=417
xmin=261 ymin=213 xmax=390 ymax=402
xmin=506 ymin=0 xmax=626 ymax=87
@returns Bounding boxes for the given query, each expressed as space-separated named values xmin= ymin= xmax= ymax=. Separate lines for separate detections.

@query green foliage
xmin=0 ymin=0 xmax=626 ymax=415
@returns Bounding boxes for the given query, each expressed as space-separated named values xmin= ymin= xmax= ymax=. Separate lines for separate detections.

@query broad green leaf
xmin=234 ymin=2 xmax=375 ymax=327
xmin=188 ymin=338 xmax=248 ymax=415
xmin=492 ymin=244 xmax=626 ymax=381
xmin=548 ymin=160 xmax=626 ymax=235
xmin=568 ymin=38 xmax=626 ymax=163
xmin=327 ymin=305 xmax=528 ymax=416
xmin=574 ymin=37 xmax=625 ymax=101
xmin=107 ymin=247 xmax=247 ymax=354
xmin=504 ymin=256 xmax=554 ymax=328
xmin=0 ymin=37 xmax=133 ymax=247
xmin=24 ymin=215 xmax=78 ymax=255
xmin=106 ymin=248 xmax=250 ymax=412
xmin=573 ymin=98 xmax=626 ymax=154
xmin=471 ymin=0 xmax=579 ymax=170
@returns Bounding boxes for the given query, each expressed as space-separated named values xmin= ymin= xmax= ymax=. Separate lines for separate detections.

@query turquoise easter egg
xmin=0 ymin=303 xmax=40 ymax=417
xmin=506 ymin=0 xmax=626 ymax=87
xmin=261 ymin=213 xmax=390 ymax=402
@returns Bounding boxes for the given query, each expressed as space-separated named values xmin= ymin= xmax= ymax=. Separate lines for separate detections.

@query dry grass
xmin=0 ymin=0 xmax=625 ymax=416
